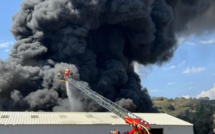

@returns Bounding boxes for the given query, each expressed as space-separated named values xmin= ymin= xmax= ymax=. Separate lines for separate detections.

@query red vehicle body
xmin=110 ymin=118 xmax=151 ymax=134
xmin=124 ymin=117 xmax=151 ymax=134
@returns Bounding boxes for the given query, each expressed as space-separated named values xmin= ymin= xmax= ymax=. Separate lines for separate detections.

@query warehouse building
xmin=0 ymin=112 xmax=193 ymax=134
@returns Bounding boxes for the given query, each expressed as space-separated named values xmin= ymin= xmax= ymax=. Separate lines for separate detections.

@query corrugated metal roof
xmin=135 ymin=113 xmax=192 ymax=126
xmin=0 ymin=112 xmax=192 ymax=126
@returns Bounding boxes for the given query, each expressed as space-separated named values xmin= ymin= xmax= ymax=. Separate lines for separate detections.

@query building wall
xmin=0 ymin=124 xmax=193 ymax=134
xmin=151 ymin=125 xmax=194 ymax=134
xmin=163 ymin=126 xmax=193 ymax=134
xmin=0 ymin=125 xmax=127 ymax=134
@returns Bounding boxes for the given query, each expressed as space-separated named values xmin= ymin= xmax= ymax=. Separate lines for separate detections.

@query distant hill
xmin=153 ymin=97 xmax=199 ymax=116
xmin=152 ymin=97 xmax=215 ymax=134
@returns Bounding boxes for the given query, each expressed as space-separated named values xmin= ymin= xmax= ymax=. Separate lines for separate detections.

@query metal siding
xmin=163 ymin=126 xmax=194 ymax=134
xmin=0 ymin=125 xmax=131 ymax=134
xmin=0 ymin=125 xmax=194 ymax=134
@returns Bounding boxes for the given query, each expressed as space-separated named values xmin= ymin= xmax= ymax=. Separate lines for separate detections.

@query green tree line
xmin=153 ymin=97 xmax=215 ymax=134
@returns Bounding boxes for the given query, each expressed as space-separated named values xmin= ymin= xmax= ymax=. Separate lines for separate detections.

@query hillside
xmin=153 ymin=97 xmax=199 ymax=116
xmin=152 ymin=97 xmax=215 ymax=134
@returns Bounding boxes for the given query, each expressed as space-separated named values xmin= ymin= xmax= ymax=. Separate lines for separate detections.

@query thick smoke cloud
xmin=166 ymin=0 xmax=215 ymax=34
xmin=0 ymin=0 xmax=214 ymax=112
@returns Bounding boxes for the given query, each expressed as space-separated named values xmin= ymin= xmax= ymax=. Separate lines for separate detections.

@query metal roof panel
xmin=0 ymin=112 xmax=192 ymax=126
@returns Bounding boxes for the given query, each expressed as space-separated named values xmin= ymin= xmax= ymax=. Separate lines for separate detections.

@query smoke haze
xmin=0 ymin=0 xmax=214 ymax=112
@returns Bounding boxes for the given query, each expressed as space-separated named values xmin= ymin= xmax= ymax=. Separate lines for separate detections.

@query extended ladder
xmin=67 ymin=78 xmax=146 ymax=120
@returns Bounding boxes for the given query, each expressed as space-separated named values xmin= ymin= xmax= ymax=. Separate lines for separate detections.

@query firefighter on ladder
xmin=64 ymin=68 xmax=71 ymax=79
xmin=58 ymin=72 xmax=61 ymax=78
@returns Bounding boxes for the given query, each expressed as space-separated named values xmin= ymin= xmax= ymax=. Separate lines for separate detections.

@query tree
xmin=178 ymin=103 xmax=215 ymax=134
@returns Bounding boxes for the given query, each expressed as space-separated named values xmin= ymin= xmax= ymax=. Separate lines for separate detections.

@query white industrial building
xmin=0 ymin=112 xmax=193 ymax=134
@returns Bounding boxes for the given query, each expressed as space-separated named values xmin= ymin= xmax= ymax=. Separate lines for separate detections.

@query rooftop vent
xmin=111 ymin=115 xmax=119 ymax=119
xmin=31 ymin=115 xmax=39 ymax=118
xmin=86 ymin=114 xmax=93 ymax=118
xmin=1 ymin=115 xmax=9 ymax=118
xmin=59 ymin=115 xmax=67 ymax=118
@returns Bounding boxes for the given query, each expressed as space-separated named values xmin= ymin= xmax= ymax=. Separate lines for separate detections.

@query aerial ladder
xmin=66 ymin=78 xmax=151 ymax=134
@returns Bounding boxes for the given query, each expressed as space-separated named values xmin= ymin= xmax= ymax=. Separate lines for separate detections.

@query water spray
xmin=65 ymin=81 xmax=73 ymax=111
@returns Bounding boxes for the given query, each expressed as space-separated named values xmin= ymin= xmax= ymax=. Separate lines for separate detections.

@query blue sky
xmin=135 ymin=32 xmax=215 ymax=99
xmin=0 ymin=0 xmax=22 ymax=59
xmin=1 ymin=0 xmax=215 ymax=99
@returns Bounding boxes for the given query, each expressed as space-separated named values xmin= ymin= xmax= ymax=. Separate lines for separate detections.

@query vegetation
xmin=152 ymin=97 xmax=215 ymax=134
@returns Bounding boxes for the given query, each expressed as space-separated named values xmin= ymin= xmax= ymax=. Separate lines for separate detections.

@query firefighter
xmin=64 ymin=68 xmax=71 ymax=79
xmin=58 ymin=72 xmax=61 ymax=78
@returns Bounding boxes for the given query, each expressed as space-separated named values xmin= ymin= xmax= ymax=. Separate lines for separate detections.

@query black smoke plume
xmin=0 ymin=0 xmax=214 ymax=112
